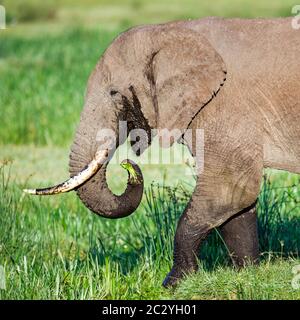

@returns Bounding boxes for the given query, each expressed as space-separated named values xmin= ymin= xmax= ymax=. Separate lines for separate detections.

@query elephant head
xmin=24 ymin=25 xmax=227 ymax=219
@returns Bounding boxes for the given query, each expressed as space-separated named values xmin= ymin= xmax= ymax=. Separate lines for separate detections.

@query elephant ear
xmin=151 ymin=27 xmax=227 ymax=143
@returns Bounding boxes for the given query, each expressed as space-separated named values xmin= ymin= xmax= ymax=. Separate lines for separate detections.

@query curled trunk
xmin=69 ymin=93 xmax=144 ymax=219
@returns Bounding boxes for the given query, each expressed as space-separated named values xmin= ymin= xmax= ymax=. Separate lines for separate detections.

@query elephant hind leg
xmin=220 ymin=202 xmax=259 ymax=267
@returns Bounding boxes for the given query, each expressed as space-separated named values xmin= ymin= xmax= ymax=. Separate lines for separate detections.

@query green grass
xmin=0 ymin=163 xmax=300 ymax=299
xmin=174 ymin=260 xmax=300 ymax=300
xmin=1 ymin=0 xmax=300 ymax=300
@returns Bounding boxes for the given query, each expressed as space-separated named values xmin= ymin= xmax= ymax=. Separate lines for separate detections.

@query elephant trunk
xmin=68 ymin=91 xmax=144 ymax=219
xmin=69 ymin=156 xmax=143 ymax=219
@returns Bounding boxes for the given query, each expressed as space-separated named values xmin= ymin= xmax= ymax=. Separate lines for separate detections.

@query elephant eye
xmin=110 ymin=90 xmax=118 ymax=96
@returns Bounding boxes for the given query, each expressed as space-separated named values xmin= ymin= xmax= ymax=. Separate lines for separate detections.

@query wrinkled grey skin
xmin=69 ymin=17 xmax=300 ymax=287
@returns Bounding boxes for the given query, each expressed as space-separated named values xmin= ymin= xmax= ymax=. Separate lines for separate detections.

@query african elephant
xmin=25 ymin=17 xmax=300 ymax=287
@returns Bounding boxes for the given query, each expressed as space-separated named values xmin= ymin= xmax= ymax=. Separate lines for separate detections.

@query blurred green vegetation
xmin=0 ymin=0 xmax=297 ymax=26
xmin=0 ymin=28 xmax=117 ymax=146
xmin=1 ymin=0 xmax=57 ymax=23
xmin=0 ymin=0 xmax=297 ymax=146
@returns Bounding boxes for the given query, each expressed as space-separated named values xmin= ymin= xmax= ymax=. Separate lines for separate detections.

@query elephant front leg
xmin=220 ymin=202 xmax=259 ymax=267
xmin=162 ymin=209 xmax=209 ymax=288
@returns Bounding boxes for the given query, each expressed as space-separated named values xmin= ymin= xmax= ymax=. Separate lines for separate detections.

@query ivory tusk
xmin=23 ymin=149 xmax=108 ymax=195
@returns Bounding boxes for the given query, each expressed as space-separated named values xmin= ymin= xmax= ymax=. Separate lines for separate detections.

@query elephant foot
xmin=162 ymin=269 xmax=184 ymax=288
xmin=162 ymin=263 xmax=198 ymax=288
xmin=162 ymin=273 xmax=178 ymax=288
